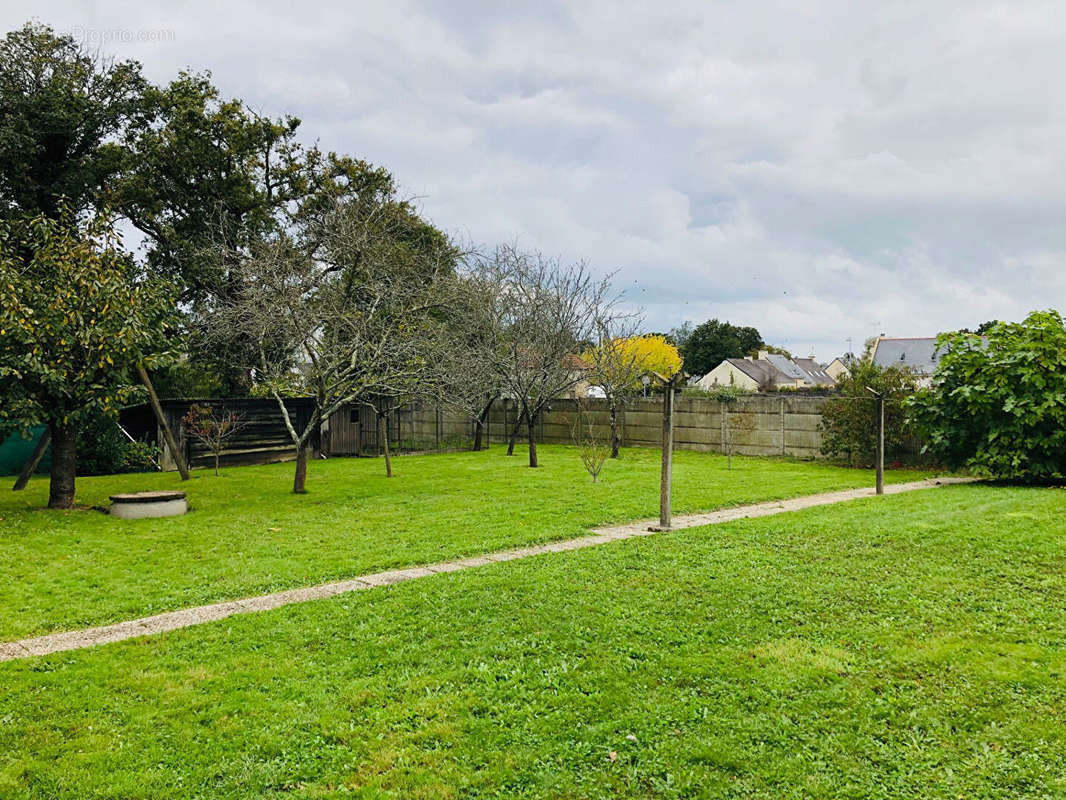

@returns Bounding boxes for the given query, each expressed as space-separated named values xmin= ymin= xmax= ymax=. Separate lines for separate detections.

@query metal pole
xmin=876 ymin=395 xmax=885 ymax=495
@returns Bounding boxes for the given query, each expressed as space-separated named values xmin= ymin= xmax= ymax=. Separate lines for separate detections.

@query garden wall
xmin=482 ymin=395 xmax=829 ymax=458
xmin=327 ymin=395 xmax=831 ymax=459
xmin=129 ymin=393 xmax=835 ymax=472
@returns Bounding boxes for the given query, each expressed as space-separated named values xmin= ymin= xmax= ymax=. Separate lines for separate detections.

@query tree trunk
xmin=507 ymin=406 xmax=524 ymax=456
xmin=382 ymin=413 xmax=393 ymax=477
xmin=293 ymin=442 xmax=308 ymax=493
xmin=473 ymin=418 xmax=484 ymax=452
xmin=13 ymin=427 xmax=51 ymax=491
xmin=47 ymin=421 xmax=77 ymax=509
xmin=527 ymin=410 xmax=539 ymax=468
xmin=137 ymin=363 xmax=189 ymax=481
xmin=609 ymin=403 xmax=621 ymax=459
xmin=473 ymin=396 xmax=495 ymax=451
xmin=214 ymin=451 xmax=221 ymax=477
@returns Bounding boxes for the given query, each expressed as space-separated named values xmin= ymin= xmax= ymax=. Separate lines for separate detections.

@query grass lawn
xmin=2 ymin=483 xmax=1064 ymax=798
xmin=0 ymin=445 xmax=930 ymax=640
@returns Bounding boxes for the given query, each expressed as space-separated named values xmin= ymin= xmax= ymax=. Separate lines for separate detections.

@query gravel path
xmin=0 ymin=476 xmax=971 ymax=662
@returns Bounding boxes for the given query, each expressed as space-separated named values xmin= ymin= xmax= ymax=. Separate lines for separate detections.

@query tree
xmin=207 ymin=196 xmax=454 ymax=492
xmin=0 ymin=22 xmax=146 ymax=221
xmin=956 ymin=320 xmax=1000 ymax=336
xmin=569 ymin=400 xmax=610 ymax=482
xmin=666 ymin=322 xmax=693 ymax=351
xmin=907 ymin=311 xmax=1066 ymax=480
xmin=472 ymin=246 xmax=619 ymax=468
xmin=113 ymin=70 xmax=407 ymax=395
xmin=0 ymin=210 xmax=175 ymax=508
xmin=680 ymin=319 xmax=764 ymax=377
xmin=584 ymin=334 xmax=681 ymax=457
xmin=819 ymin=361 xmax=918 ymax=467
xmin=721 ymin=399 xmax=756 ymax=469
xmin=437 ymin=270 xmax=506 ymax=451
xmin=183 ymin=404 xmax=247 ymax=476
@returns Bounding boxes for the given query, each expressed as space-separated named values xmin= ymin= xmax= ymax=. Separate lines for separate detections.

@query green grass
xmin=2 ymin=483 xmax=1064 ymax=798
xmin=0 ymin=445 xmax=929 ymax=640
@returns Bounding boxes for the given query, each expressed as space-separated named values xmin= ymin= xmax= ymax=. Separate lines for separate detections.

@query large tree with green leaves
xmin=0 ymin=22 xmax=145 ymax=221
xmin=908 ymin=311 xmax=1066 ymax=480
xmin=0 ymin=210 xmax=176 ymax=507
xmin=1 ymin=20 xmax=449 ymax=399
xmin=680 ymin=318 xmax=764 ymax=377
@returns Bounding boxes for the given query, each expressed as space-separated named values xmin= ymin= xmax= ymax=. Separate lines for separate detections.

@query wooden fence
xmin=121 ymin=398 xmax=318 ymax=471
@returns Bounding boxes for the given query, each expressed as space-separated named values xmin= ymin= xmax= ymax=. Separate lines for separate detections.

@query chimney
xmin=757 ymin=350 xmax=769 ymax=360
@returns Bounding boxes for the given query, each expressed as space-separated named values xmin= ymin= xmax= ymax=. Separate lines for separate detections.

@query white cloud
xmin=9 ymin=0 xmax=1066 ymax=360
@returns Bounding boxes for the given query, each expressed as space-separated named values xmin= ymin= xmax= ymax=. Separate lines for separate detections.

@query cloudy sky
xmin=9 ymin=1 xmax=1066 ymax=360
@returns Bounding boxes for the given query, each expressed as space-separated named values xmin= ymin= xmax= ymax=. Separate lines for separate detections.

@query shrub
xmin=76 ymin=413 xmax=160 ymax=475
xmin=819 ymin=362 xmax=918 ymax=467
xmin=907 ymin=310 xmax=1066 ymax=480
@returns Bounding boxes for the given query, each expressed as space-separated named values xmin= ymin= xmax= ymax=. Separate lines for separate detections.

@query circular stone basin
xmin=109 ymin=491 xmax=188 ymax=519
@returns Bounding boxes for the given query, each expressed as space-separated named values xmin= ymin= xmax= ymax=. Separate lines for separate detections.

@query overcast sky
xmin=9 ymin=1 xmax=1066 ymax=361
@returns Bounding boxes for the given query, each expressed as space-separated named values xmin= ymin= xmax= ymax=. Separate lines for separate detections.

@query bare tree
xmin=582 ymin=323 xmax=652 ymax=459
xmin=721 ymin=399 xmax=756 ymax=468
xmin=183 ymin=404 xmax=247 ymax=475
xmin=436 ymin=270 xmax=506 ymax=451
xmin=204 ymin=198 xmax=455 ymax=492
xmin=469 ymin=245 xmax=622 ymax=468
xmin=568 ymin=400 xmax=610 ymax=482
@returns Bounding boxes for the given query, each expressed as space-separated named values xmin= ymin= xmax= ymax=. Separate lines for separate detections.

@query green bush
xmin=820 ymin=362 xmax=918 ymax=467
xmin=76 ymin=414 xmax=160 ymax=476
xmin=682 ymin=384 xmax=751 ymax=402
xmin=907 ymin=310 xmax=1066 ymax=480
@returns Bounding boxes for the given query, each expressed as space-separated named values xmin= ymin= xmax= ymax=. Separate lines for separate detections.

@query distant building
xmin=696 ymin=351 xmax=836 ymax=391
xmin=870 ymin=337 xmax=943 ymax=386
xmin=825 ymin=356 xmax=853 ymax=382
xmin=792 ymin=357 xmax=836 ymax=387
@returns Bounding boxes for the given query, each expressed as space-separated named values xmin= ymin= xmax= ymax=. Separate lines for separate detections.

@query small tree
xmin=0 ymin=210 xmax=175 ymax=508
xmin=584 ymin=333 xmax=682 ymax=458
xmin=183 ymin=404 xmax=246 ymax=475
xmin=820 ymin=361 xmax=918 ymax=466
xmin=569 ymin=401 xmax=610 ymax=482
xmin=721 ymin=399 xmax=756 ymax=468
xmin=908 ymin=311 xmax=1066 ymax=480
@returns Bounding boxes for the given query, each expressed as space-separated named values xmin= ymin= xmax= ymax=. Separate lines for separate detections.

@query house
xmin=870 ymin=337 xmax=943 ymax=386
xmin=792 ymin=357 xmax=836 ymax=387
xmin=561 ymin=353 xmax=594 ymax=398
xmin=825 ymin=356 xmax=853 ymax=382
xmin=696 ymin=351 xmax=836 ymax=391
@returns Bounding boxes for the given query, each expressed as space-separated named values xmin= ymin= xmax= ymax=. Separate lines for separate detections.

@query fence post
xmin=720 ymin=400 xmax=726 ymax=451
xmin=780 ymin=398 xmax=786 ymax=456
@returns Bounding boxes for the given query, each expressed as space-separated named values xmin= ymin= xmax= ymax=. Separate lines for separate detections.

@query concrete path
xmin=0 ymin=477 xmax=971 ymax=663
